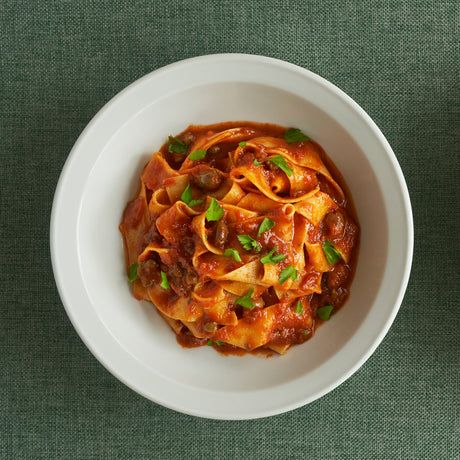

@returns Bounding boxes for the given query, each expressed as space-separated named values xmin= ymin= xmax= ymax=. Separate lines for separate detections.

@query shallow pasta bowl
xmin=50 ymin=54 xmax=413 ymax=420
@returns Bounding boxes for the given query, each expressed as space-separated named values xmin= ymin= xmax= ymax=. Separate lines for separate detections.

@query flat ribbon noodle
xmin=243 ymin=137 xmax=345 ymax=201
xmin=231 ymin=162 xmax=319 ymax=203
xmin=148 ymin=187 xmax=171 ymax=216
xmin=191 ymin=281 xmax=237 ymax=325
xmin=294 ymin=190 xmax=338 ymax=226
xmin=156 ymin=201 xmax=199 ymax=245
xmin=119 ymin=182 xmax=150 ymax=267
xmin=141 ymin=151 xmax=178 ymax=192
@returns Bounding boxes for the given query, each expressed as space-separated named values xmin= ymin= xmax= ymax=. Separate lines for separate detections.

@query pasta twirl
xmin=120 ymin=122 xmax=359 ymax=355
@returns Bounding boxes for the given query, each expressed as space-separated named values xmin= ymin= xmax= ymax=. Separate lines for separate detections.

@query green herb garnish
xmin=128 ymin=262 xmax=139 ymax=283
xmin=168 ymin=136 xmax=187 ymax=153
xmin=284 ymin=128 xmax=311 ymax=143
xmin=206 ymin=198 xmax=224 ymax=222
xmin=239 ymin=141 xmax=247 ymax=147
xmin=189 ymin=149 xmax=207 ymax=161
xmin=223 ymin=248 xmax=242 ymax=262
xmin=317 ymin=305 xmax=334 ymax=321
xmin=279 ymin=264 xmax=297 ymax=285
xmin=322 ymin=241 xmax=342 ymax=265
xmin=235 ymin=289 xmax=255 ymax=309
xmin=260 ymin=246 xmax=286 ymax=264
xmin=237 ymin=235 xmax=261 ymax=253
xmin=160 ymin=271 xmax=170 ymax=289
xmin=253 ymin=159 xmax=262 ymax=166
xmin=181 ymin=183 xmax=203 ymax=207
xmin=295 ymin=300 xmax=303 ymax=315
xmin=207 ymin=340 xmax=225 ymax=346
xmin=257 ymin=217 xmax=275 ymax=237
xmin=268 ymin=155 xmax=293 ymax=177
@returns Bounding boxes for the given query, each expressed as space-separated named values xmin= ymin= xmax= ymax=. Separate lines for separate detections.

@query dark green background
xmin=1 ymin=1 xmax=458 ymax=458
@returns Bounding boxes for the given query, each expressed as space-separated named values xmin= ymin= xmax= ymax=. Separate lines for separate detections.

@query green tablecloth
xmin=1 ymin=1 xmax=458 ymax=458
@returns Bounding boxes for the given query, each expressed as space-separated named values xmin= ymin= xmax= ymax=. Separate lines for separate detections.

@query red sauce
xmin=121 ymin=121 xmax=360 ymax=356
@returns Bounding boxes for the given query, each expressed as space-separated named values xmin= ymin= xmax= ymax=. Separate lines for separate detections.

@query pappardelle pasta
xmin=119 ymin=122 xmax=359 ymax=355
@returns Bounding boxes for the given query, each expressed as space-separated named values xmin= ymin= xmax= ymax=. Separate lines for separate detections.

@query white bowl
xmin=50 ymin=54 xmax=413 ymax=420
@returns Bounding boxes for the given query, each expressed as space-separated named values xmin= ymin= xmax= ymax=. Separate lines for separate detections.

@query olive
xmin=208 ymin=145 xmax=220 ymax=155
xmin=327 ymin=262 xmax=349 ymax=289
xmin=192 ymin=169 xmax=223 ymax=191
xmin=204 ymin=322 xmax=218 ymax=333
xmin=214 ymin=221 xmax=229 ymax=249
xmin=181 ymin=132 xmax=195 ymax=146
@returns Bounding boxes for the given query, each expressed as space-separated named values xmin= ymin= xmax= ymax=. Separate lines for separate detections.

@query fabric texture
xmin=1 ymin=0 xmax=458 ymax=458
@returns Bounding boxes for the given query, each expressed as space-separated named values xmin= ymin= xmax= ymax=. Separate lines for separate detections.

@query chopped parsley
xmin=260 ymin=246 xmax=286 ymax=264
xmin=235 ymin=289 xmax=255 ymax=309
xmin=317 ymin=305 xmax=334 ymax=321
xmin=180 ymin=183 xmax=203 ymax=207
xmin=253 ymin=159 xmax=262 ymax=166
xmin=295 ymin=300 xmax=303 ymax=315
xmin=279 ymin=264 xmax=298 ymax=285
xmin=189 ymin=149 xmax=207 ymax=161
xmin=322 ymin=240 xmax=342 ymax=265
xmin=238 ymin=141 xmax=247 ymax=147
xmin=257 ymin=217 xmax=275 ymax=237
xmin=268 ymin=155 xmax=293 ymax=177
xmin=128 ymin=262 xmax=139 ymax=283
xmin=223 ymin=248 xmax=242 ymax=262
xmin=284 ymin=128 xmax=311 ymax=143
xmin=160 ymin=271 xmax=170 ymax=290
xmin=207 ymin=340 xmax=225 ymax=346
xmin=237 ymin=235 xmax=261 ymax=253
xmin=168 ymin=136 xmax=187 ymax=153
xmin=206 ymin=198 xmax=224 ymax=222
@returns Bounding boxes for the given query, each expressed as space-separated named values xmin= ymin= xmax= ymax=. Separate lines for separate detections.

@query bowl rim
xmin=50 ymin=53 xmax=414 ymax=419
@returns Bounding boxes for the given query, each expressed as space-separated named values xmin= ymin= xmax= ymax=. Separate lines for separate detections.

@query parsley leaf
xmin=237 ymin=235 xmax=261 ymax=253
xmin=223 ymin=248 xmax=242 ymax=262
xmin=257 ymin=217 xmax=275 ymax=236
xmin=206 ymin=198 xmax=224 ymax=222
xmin=128 ymin=262 xmax=138 ymax=283
xmin=295 ymin=300 xmax=303 ymax=315
xmin=279 ymin=264 xmax=297 ymax=285
xmin=207 ymin=340 xmax=225 ymax=346
xmin=322 ymin=240 xmax=342 ymax=265
xmin=235 ymin=289 xmax=255 ymax=309
xmin=168 ymin=136 xmax=188 ymax=153
xmin=317 ymin=305 xmax=334 ymax=321
xmin=284 ymin=128 xmax=311 ymax=143
xmin=180 ymin=183 xmax=192 ymax=203
xmin=238 ymin=141 xmax=247 ymax=147
xmin=160 ymin=271 xmax=170 ymax=289
xmin=268 ymin=155 xmax=293 ymax=177
xmin=260 ymin=246 xmax=286 ymax=264
xmin=181 ymin=183 xmax=203 ymax=207
xmin=189 ymin=149 xmax=207 ymax=161
xmin=253 ymin=159 xmax=262 ymax=166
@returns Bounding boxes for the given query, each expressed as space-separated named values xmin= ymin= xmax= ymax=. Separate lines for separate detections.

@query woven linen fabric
xmin=1 ymin=0 xmax=458 ymax=458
